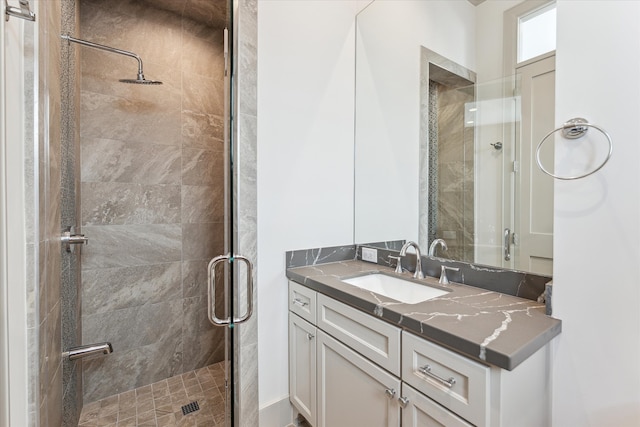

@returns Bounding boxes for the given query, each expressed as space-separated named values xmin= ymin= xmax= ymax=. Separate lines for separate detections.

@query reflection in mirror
xmin=354 ymin=0 xmax=555 ymax=276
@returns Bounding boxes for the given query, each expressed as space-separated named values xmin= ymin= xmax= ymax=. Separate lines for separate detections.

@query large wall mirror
xmin=354 ymin=0 xmax=555 ymax=276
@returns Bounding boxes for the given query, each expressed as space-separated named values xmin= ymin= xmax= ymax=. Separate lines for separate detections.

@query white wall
xmin=256 ymin=0 xmax=360 ymax=413
xmin=354 ymin=0 xmax=476 ymax=243
xmin=552 ymin=1 xmax=640 ymax=425
xmin=257 ymin=1 xmax=640 ymax=425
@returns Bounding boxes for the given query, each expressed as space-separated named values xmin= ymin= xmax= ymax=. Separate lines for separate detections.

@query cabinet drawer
xmin=289 ymin=280 xmax=317 ymax=324
xmin=402 ymin=331 xmax=490 ymax=427
xmin=317 ymin=294 xmax=401 ymax=375
xmin=401 ymin=383 xmax=473 ymax=427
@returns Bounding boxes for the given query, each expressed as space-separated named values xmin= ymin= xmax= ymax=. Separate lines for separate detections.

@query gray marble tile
xmin=46 ymin=301 xmax=62 ymax=385
xmin=181 ymin=28 xmax=224 ymax=79
xmin=183 ymin=0 xmax=228 ymax=29
xmin=182 ymin=222 xmax=224 ymax=261
xmin=81 ymin=138 xmax=181 ymax=184
xmin=82 ymin=262 xmax=182 ymax=314
xmin=182 ymin=148 xmax=224 ymax=186
xmin=182 ymin=259 xmax=210 ymax=298
xmin=81 ymin=182 xmax=181 ymax=225
xmin=46 ymin=363 xmax=63 ymax=427
xmin=181 ymin=111 xmax=224 ymax=150
xmin=183 ymin=73 xmax=225 ymax=116
xmin=182 ymin=296 xmax=225 ymax=372
xmin=236 ymin=3 xmax=258 ymax=423
xmin=45 ymin=239 xmax=62 ymax=321
xmin=82 ymin=338 xmax=183 ymax=403
xmin=286 ymin=244 xmax=356 ymax=268
xmin=238 ymin=0 xmax=257 ymax=118
xmin=83 ymin=299 xmax=183 ymax=352
xmin=181 ymin=185 xmax=224 ymax=224
xmin=80 ymin=1 xmax=182 ymax=70
xmin=81 ymin=224 xmax=182 ymax=270
xmin=80 ymin=91 xmax=181 ymax=145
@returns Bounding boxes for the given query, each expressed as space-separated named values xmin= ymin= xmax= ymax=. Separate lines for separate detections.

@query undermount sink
xmin=342 ymin=273 xmax=449 ymax=304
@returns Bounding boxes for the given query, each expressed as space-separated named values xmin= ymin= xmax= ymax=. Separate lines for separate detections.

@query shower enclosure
xmin=2 ymin=0 xmax=258 ymax=426
xmin=54 ymin=0 xmax=257 ymax=426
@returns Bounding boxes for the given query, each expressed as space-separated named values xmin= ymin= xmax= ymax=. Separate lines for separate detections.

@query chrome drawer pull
xmin=418 ymin=365 xmax=456 ymax=388
xmin=306 ymin=333 xmax=315 ymax=340
xmin=384 ymin=388 xmax=396 ymax=399
xmin=292 ymin=298 xmax=309 ymax=307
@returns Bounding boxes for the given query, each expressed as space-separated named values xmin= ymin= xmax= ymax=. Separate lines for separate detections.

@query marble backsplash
xmin=286 ymin=242 xmax=552 ymax=312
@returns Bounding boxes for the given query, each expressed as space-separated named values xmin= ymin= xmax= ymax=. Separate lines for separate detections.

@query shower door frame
xmin=0 ymin=7 xmax=36 ymax=426
xmin=222 ymin=1 xmax=259 ymax=426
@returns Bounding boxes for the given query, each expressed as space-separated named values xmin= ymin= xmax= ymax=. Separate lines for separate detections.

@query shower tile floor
xmin=78 ymin=362 xmax=227 ymax=427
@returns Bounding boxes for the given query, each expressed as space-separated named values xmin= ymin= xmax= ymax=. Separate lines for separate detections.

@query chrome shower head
xmin=61 ymin=35 xmax=163 ymax=85
xmin=119 ymin=76 xmax=163 ymax=85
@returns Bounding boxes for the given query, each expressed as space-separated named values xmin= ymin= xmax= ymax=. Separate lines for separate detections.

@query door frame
xmin=1 ymin=7 xmax=35 ymax=427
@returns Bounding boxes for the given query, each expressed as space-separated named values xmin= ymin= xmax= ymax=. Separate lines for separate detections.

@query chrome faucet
xmin=428 ymin=238 xmax=447 ymax=257
xmin=399 ymin=241 xmax=424 ymax=279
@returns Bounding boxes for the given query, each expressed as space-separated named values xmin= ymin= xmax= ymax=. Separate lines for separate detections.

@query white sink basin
xmin=342 ymin=273 xmax=449 ymax=304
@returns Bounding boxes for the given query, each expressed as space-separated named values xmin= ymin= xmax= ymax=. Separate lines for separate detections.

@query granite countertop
xmin=286 ymin=260 xmax=561 ymax=371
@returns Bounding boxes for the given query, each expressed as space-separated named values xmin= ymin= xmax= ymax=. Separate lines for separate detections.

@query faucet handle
xmin=439 ymin=265 xmax=460 ymax=285
xmin=388 ymin=255 xmax=402 ymax=273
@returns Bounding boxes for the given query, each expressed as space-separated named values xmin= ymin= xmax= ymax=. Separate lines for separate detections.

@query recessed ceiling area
xmin=143 ymin=0 xmax=227 ymax=28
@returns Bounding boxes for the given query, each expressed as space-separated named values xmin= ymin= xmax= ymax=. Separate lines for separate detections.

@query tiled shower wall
xmin=35 ymin=0 xmax=81 ymax=425
xmin=434 ymin=82 xmax=474 ymax=262
xmin=60 ymin=1 xmax=83 ymax=425
xmin=78 ymin=0 xmax=227 ymax=403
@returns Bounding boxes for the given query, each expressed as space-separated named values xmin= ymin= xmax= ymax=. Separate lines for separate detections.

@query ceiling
xmin=467 ymin=0 xmax=486 ymax=5
xmin=144 ymin=0 xmax=228 ymax=28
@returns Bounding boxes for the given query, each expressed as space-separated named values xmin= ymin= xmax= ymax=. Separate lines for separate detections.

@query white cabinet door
xmin=317 ymin=330 xmax=401 ymax=427
xmin=400 ymin=383 xmax=473 ymax=427
xmin=289 ymin=313 xmax=317 ymax=425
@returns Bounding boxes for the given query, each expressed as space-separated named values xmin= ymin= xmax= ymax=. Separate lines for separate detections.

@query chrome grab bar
xmin=64 ymin=342 xmax=113 ymax=361
xmin=208 ymin=253 xmax=254 ymax=326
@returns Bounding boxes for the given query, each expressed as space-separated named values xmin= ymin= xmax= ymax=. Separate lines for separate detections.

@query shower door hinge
xmin=5 ymin=0 xmax=36 ymax=22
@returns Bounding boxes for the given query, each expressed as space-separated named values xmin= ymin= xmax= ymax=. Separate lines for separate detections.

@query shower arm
xmin=61 ymin=34 xmax=145 ymax=80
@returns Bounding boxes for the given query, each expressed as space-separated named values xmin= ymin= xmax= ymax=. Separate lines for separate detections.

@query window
xmin=518 ymin=2 xmax=556 ymax=63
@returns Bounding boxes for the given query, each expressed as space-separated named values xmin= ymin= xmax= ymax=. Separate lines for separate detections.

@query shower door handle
xmin=207 ymin=253 xmax=254 ymax=326
xmin=504 ymin=228 xmax=511 ymax=261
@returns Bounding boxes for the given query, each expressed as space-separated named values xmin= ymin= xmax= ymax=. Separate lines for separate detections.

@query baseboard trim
xmin=259 ymin=396 xmax=293 ymax=427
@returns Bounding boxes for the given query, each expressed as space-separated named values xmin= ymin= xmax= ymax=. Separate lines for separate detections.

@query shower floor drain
xmin=181 ymin=401 xmax=200 ymax=415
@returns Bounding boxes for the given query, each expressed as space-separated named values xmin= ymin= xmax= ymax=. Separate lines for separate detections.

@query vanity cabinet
xmin=400 ymin=383 xmax=472 ymax=427
xmin=289 ymin=313 xmax=317 ymax=425
xmin=317 ymin=330 xmax=401 ymax=427
xmin=288 ymin=280 xmax=550 ymax=427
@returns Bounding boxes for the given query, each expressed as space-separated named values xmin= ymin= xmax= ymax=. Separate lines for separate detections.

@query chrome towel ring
xmin=536 ymin=117 xmax=613 ymax=180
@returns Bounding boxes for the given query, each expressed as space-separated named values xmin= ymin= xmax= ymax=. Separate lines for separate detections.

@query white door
xmin=317 ymin=330 xmax=401 ymax=427
xmin=514 ymin=54 xmax=555 ymax=275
